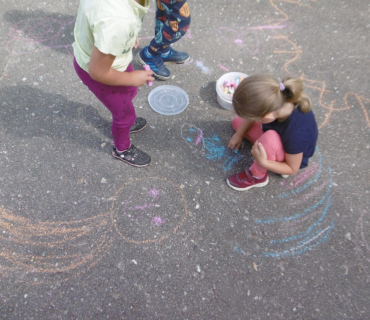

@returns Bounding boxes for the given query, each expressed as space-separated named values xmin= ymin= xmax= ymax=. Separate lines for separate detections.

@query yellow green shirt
xmin=73 ymin=0 xmax=149 ymax=72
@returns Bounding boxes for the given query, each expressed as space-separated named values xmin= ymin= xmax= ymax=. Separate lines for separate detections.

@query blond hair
xmin=232 ymin=74 xmax=312 ymax=119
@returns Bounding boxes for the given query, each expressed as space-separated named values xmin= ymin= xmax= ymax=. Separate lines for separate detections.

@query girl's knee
xmin=258 ymin=130 xmax=281 ymax=145
xmin=231 ymin=116 xmax=244 ymax=131
xmin=258 ymin=130 xmax=285 ymax=161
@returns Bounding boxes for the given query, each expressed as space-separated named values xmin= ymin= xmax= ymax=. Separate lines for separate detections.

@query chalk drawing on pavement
xmin=6 ymin=17 xmax=74 ymax=56
xmin=0 ymin=177 xmax=188 ymax=284
xmin=181 ymin=123 xmax=244 ymax=172
xmin=355 ymin=211 xmax=370 ymax=278
xmin=234 ymin=148 xmax=335 ymax=259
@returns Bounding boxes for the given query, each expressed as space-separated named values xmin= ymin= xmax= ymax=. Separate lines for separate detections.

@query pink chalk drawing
xmin=111 ymin=177 xmax=189 ymax=244
xmin=218 ymin=25 xmax=285 ymax=55
xmin=149 ymin=188 xmax=159 ymax=198
xmin=218 ymin=64 xmax=230 ymax=72
xmin=151 ymin=216 xmax=164 ymax=226
xmin=290 ymin=180 xmax=331 ymax=206
xmin=123 ymin=194 xmax=160 ymax=222
xmin=195 ymin=128 xmax=204 ymax=146
xmin=234 ymin=39 xmax=243 ymax=46
xmin=6 ymin=18 xmax=75 ymax=56
xmin=281 ymin=163 xmax=320 ymax=189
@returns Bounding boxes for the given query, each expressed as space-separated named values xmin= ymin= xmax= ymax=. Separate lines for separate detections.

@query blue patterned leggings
xmin=149 ymin=0 xmax=191 ymax=54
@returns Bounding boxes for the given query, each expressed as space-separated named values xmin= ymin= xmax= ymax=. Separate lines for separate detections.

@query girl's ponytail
xmin=282 ymin=77 xmax=312 ymax=113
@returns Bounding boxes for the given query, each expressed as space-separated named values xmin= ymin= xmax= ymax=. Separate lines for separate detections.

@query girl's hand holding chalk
xmin=228 ymin=133 xmax=243 ymax=151
xmin=127 ymin=70 xmax=154 ymax=87
xmin=143 ymin=65 xmax=153 ymax=86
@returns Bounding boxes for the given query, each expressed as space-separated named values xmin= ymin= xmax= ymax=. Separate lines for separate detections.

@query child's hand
xmin=228 ymin=133 xmax=243 ymax=151
xmin=129 ymin=70 xmax=155 ymax=87
xmin=133 ymin=39 xmax=140 ymax=49
xmin=251 ymin=140 xmax=267 ymax=166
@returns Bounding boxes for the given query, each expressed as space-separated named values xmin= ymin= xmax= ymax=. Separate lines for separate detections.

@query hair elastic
xmin=279 ymin=82 xmax=285 ymax=91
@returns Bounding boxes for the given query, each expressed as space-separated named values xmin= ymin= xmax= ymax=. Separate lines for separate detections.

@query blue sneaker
xmin=161 ymin=47 xmax=190 ymax=64
xmin=138 ymin=47 xmax=171 ymax=80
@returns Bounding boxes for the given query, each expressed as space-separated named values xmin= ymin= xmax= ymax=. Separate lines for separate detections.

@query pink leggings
xmin=73 ymin=58 xmax=137 ymax=151
xmin=232 ymin=116 xmax=285 ymax=178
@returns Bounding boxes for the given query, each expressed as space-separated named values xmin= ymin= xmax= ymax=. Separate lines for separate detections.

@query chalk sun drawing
xmin=181 ymin=123 xmax=243 ymax=172
xmin=0 ymin=177 xmax=188 ymax=284
xmin=234 ymin=148 xmax=335 ymax=259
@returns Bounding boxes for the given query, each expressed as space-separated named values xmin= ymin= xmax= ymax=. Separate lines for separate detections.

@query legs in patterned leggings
xmin=138 ymin=0 xmax=191 ymax=79
xmin=148 ymin=0 xmax=191 ymax=55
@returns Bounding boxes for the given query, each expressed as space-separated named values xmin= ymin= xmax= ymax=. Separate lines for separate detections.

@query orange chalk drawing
xmin=0 ymin=178 xmax=188 ymax=284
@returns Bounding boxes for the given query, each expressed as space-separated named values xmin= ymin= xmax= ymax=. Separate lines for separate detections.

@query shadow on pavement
xmin=1 ymin=85 xmax=112 ymax=150
xmin=4 ymin=9 xmax=76 ymax=56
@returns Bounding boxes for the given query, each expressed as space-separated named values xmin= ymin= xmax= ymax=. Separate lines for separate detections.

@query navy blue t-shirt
xmin=262 ymin=107 xmax=318 ymax=168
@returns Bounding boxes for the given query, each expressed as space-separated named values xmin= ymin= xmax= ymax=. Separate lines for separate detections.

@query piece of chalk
xmin=143 ymin=64 xmax=153 ymax=86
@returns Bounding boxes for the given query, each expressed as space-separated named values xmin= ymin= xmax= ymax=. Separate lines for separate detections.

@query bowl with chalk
xmin=216 ymin=72 xmax=248 ymax=110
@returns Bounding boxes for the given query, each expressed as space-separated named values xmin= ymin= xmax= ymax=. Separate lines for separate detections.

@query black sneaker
xmin=112 ymin=144 xmax=151 ymax=167
xmin=130 ymin=117 xmax=147 ymax=133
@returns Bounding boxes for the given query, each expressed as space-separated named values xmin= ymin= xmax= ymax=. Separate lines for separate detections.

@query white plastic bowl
xmin=216 ymin=72 xmax=248 ymax=110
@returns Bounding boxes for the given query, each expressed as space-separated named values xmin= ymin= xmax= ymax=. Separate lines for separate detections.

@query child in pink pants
xmin=227 ymin=74 xmax=318 ymax=191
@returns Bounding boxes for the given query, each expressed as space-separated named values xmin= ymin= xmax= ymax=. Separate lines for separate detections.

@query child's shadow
xmin=1 ymin=85 xmax=112 ymax=150
xmin=4 ymin=9 xmax=76 ymax=56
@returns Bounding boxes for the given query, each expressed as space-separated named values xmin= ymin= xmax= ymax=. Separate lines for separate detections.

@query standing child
xmin=138 ymin=0 xmax=191 ymax=80
xmin=72 ymin=0 xmax=155 ymax=167
xmin=227 ymin=74 xmax=318 ymax=191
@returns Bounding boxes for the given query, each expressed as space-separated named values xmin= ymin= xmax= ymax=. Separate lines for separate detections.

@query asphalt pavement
xmin=0 ymin=0 xmax=370 ymax=319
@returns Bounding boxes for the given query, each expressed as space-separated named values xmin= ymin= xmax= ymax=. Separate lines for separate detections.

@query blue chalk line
xmin=269 ymin=195 xmax=332 ymax=244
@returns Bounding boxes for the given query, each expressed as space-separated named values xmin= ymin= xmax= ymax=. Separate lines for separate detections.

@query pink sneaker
xmin=227 ymin=169 xmax=269 ymax=191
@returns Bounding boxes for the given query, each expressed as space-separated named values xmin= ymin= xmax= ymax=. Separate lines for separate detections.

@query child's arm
xmin=88 ymin=46 xmax=154 ymax=87
xmin=228 ymin=119 xmax=255 ymax=151
xmin=252 ymin=142 xmax=302 ymax=175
